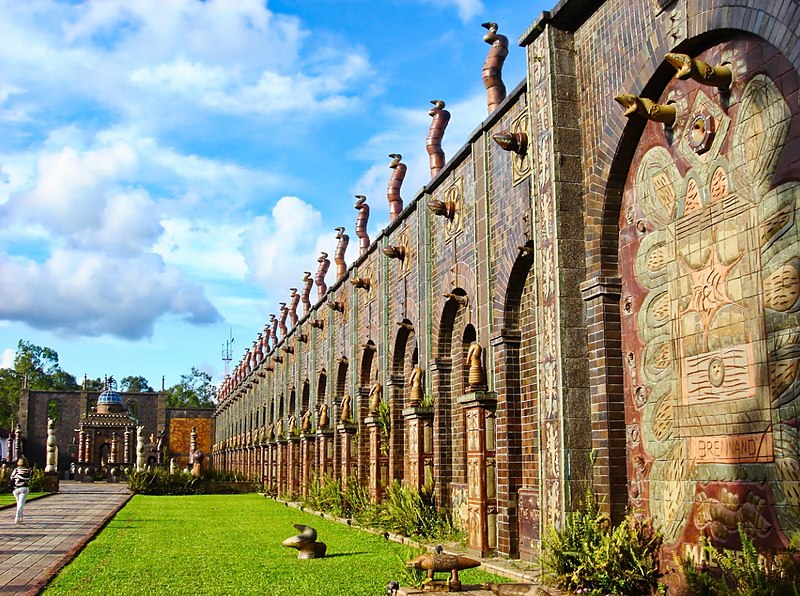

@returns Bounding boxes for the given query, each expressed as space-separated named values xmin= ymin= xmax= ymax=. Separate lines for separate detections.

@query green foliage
xmin=540 ymin=488 xmax=663 ymax=595
xmin=304 ymin=477 xmax=462 ymax=542
xmin=679 ymin=525 xmax=800 ymax=595
xmin=0 ymin=341 xmax=79 ymax=428
xmin=165 ymin=366 xmax=217 ymax=409
xmin=376 ymin=401 xmax=390 ymax=455
xmin=43 ymin=494 xmax=507 ymax=595
xmin=120 ymin=375 xmax=155 ymax=393
xmin=128 ymin=468 xmax=256 ymax=495
xmin=306 ymin=473 xmax=347 ymax=516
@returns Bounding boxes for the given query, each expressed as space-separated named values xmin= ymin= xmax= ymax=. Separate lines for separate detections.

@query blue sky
xmin=0 ymin=0 xmax=547 ymax=389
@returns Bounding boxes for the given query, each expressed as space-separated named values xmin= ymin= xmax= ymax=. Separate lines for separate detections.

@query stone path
xmin=0 ymin=481 xmax=130 ymax=595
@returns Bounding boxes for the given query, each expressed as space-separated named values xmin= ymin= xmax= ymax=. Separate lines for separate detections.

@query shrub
xmin=128 ymin=467 xmax=257 ymax=495
xmin=540 ymin=488 xmax=663 ymax=595
xmin=678 ymin=524 xmax=800 ymax=595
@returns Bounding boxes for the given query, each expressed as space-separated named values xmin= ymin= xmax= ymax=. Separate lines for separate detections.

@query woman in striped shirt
xmin=10 ymin=456 xmax=31 ymax=525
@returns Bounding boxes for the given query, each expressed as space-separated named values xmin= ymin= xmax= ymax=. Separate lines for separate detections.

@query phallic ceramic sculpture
xmin=318 ymin=403 xmax=330 ymax=429
xmin=276 ymin=418 xmax=284 ymax=439
xmin=334 ymin=227 xmax=349 ymax=280
xmin=409 ymin=366 xmax=423 ymax=407
xmin=383 ymin=245 xmax=405 ymax=260
xmin=315 ymin=252 xmax=330 ymax=300
xmin=278 ymin=302 xmax=289 ymax=338
xmin=665 ymin=52 xmax=732 ymax=89
xmin=354 ymin=195 xmax=370 ymax=256
xmin=387 ymin=154 xmax=406 ymax=222
xmin=267 ymin=422 xmax=275 ymax=441
xmin=301 ymin=272 xmax=313 ymax=315
xmin=288 ymin=414 xmax=297 ymax=436
xmin=301 ymin=410 xmax=312 ymax=433
xmin=467 ymin=342 xmax=487 ymax=391
xmin=340 ymin=394 xmax=352 ymax=423
xmin=426 ymin=100 xmax=451 ymax=178
xmin=282 ymin=524 xmax=327 ymax=559
xmin=368 ymin=381 xmax=382 ymax=415
xmin=288 ymin=288 xmax=300 ymax=328
xmin=614 ymin=94 xmax=676 ymax=125
xmin=482 ymin=22 xmax=509 ymax=113
xmin=406 ymin=553 xmax=480 ymax=591
xmin=270 ymin=314 xmax=279 ymax=346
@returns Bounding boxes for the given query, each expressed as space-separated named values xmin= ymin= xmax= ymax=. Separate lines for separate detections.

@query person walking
xmin=10 ymin=456 xmax=31 ymax=525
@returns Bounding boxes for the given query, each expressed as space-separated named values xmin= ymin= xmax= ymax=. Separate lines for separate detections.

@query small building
xmin=16 ymin=382 xmax=214 ymax=477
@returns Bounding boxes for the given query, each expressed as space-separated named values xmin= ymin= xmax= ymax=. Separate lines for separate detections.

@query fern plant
xmin=679 ymin=524 xmax=800 ymax=595
xmin=540 ymin=487 xmax=663 ymax=595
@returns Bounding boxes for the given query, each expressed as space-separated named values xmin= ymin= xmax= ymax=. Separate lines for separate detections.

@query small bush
xmin=540 ymin=488 xmax=663 ymax=595
xmin=128 ymin=467 xmax=257 ymax=495
xmin=678 ymin=524 xmax=800 ymax=595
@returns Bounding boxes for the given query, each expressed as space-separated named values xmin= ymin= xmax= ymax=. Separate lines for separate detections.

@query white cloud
xmin=0 ymin=348 xmax=14 ymax=369
xmin=418 ymin=0 xmax=484 ymax=23
xmin=155 ymin=219 xmax=248 ymax=282
xmin=0 ymin=249 xmax=220 ymax=339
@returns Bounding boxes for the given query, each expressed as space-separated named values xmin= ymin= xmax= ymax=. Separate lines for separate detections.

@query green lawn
xmin=0 ymin=492 xmax=48 ymax=508
xmin=44 ymin=494 xmax=509 ymax=595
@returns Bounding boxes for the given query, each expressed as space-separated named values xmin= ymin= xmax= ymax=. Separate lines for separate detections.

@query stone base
xmin=42 ymin=471 xmax=59 ymax=492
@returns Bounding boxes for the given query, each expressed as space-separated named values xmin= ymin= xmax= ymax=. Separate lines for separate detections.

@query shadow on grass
xmin=321 ymin=552 xmax=369 ymax=558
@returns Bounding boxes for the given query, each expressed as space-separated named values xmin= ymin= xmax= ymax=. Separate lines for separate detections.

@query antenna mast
xmin=222 ymin=328 xmax=234 ymax=377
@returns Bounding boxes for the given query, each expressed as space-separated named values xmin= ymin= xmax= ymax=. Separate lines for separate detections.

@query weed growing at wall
xmin=678 ymin=524 xmax=800 ymax=595
xmin=128 ymin=468 xmax=257 ymax=495
xmin=540 ymin=488 xmax=663 ymax=595
xmin=303 ymin=475 xmax=462 ymax=542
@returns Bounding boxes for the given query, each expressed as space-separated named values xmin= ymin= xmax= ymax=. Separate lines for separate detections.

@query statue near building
xmin=354 ymin=195 xmax=370 ymax=256
xmin=136 ymin=426 xmax=146 ymax=471
xmin=426 ymin=100 xmax=451 ymax=178
xmin=278 ymin=303 xmax=289 ymax=338
xmin=340 ymin=394 xmax=353 ymax=423
xmin=467 ymin=342 xmax=487 ymax=391
xmin=288 ymin=414 xmax=297 ymax=436
xmin=368 ymin=382 xmax=383 ymax=415
xmin=301 ymin=272 xmax=313 ymax=315
xmin=301 ymin=410 xmax=313 ymax=433
xmin=387 ymin=154 xmax=406 ymax=222
xmin=191 ymin=450 xmax=205 ymax=478
xmin=156 ymin=430 xmax=166 ymax=465
xmin=315 ymin=252 xmax=330 ymax=300
xmin=318 ymin=403 xmax=330 ymax=429
xmin=288 ymin=288 xmax=300 ymax=328
xmin=409 ymin=366 xmax=424 ymax=407
xmin=481 ymin=22 xmax=509 ymax=113
xmin=334 ymin=227 xmax=350 ymax=280
xmin=45 ymin=418 xmax=57 ymax=473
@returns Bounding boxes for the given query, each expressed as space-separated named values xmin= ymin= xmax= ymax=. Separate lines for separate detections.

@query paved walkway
xmin=0 ymin=481 xmax=131 ymax=595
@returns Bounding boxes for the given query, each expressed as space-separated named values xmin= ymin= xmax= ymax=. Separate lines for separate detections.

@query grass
xmin=44 ymin=494 xmax=509 ymax=595
xmin=0 ymin=492 xmax=48 ymax=508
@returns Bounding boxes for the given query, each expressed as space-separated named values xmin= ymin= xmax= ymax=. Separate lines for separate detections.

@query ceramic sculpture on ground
xmin=282 ymin=524 xmax=327 ymax=559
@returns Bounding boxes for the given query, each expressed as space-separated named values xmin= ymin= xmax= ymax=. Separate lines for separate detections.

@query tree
xmin=120 ymin=375 xmax=154 ymax=393
xmin=0 ymin=340 xmax=79 ymax=428
xmin=165 ymin=367 xmax=216 ymax=409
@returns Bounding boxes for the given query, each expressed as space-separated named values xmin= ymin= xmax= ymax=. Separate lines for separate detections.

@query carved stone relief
xmin=622 ymin=46 xmax=800 ymax=544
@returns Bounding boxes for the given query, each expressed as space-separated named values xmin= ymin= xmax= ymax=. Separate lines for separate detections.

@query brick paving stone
xmin=0 ymin=481 xmax=130 ymax=596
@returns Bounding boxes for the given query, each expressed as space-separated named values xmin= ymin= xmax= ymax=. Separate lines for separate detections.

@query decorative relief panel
xmin=621 ymin=42 xmax=800 ymax=546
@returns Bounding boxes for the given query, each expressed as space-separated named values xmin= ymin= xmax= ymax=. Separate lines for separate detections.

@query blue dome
xmin=98 ymin=389 xmax=123 ymax=406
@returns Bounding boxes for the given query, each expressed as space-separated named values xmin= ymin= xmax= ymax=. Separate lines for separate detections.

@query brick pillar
xmin=387 ymin=374 xmax=405 ymax=484
xmin=317 ymin=429 xmax=334 ymax=478
xmin=357 ymin=386 xmax=370 ymax=485
xmin=301 ymin=433 xmax=316 ymax=497
xmin=403 ymin=406 xmax=434 ymax=489
xmin=365 ymin=417 xmax=388 ymax=502
xmin=491 ymin=330 xmax=523 ymax=558
xmin=289 ymin=436 xmax=301 ymax=496
xmin=268 ymin=441 xmax=277 ymax=493
xmin=431 ymin=358 xmax=452 ymax=508
xmin=338 ymin=423 xmax=358 ymax=483
xmin=462 ymin=392 xmax=497 ymax=556
xmin=277 ymin=439 xmax=287 ymax=495
xmin=580 ymin=276 xmax=627 ymax=523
